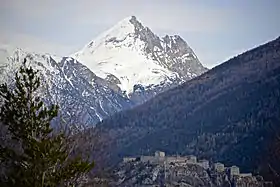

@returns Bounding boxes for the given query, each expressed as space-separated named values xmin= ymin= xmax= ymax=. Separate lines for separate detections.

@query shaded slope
xmin=94 ymin=37 xmax=280 ymax=177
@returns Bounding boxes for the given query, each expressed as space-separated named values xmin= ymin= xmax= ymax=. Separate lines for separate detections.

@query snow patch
xmin=90 ymin=106 xmax=103 ymax=121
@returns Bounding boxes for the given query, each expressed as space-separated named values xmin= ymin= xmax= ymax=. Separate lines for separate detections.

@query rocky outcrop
xmin=109 ymin=160 xmax=270 ymax=187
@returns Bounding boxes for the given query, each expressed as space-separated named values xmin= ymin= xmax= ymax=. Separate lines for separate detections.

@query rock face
xmin=0 ymin=16 xmax=207 ymax=126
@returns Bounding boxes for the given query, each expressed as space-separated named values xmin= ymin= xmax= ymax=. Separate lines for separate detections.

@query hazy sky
xmin=1 ymin=0 xmax=279 ymax=68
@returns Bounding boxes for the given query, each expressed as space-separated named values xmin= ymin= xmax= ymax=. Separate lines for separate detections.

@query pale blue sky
xmin=0 ymin=0 xmax=279 ymax=68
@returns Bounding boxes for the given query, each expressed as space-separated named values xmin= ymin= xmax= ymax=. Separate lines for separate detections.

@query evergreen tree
xmin=0 ymin=59 xmax=94 ymax=186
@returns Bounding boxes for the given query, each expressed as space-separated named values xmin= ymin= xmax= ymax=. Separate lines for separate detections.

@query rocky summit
xmin=73 ymin=16 xmax=207 ymax=97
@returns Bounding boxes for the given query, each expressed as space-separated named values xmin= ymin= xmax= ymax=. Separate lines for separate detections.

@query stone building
xmin=166 ymin=156 xmax=180 ymax=164
xmin=138 ymin=152 xmax=202 ymax=166
xmin=155 ymin=151 xmax=166 ymax=163
xmin=214 ymin=162 xmax=225 ymax=172
xmin=230 ymin=165 xmax=240 ymax=176
xmin=198 ymin=159 xmax=209 ymax=169
xmin=187 ymin=155 xmax=197 ymax=164
xmin=140 ymin=151 xmax=166 ymax=163
xmin=123 ymin=157 xmax=136 ymax=162
xmin=239 ymin=173 xmax=252 ymax=177
xmin=155 ymin=151 xmax=165 ymax=157
xmin=140 ymin=156 xmax=158 ymax=163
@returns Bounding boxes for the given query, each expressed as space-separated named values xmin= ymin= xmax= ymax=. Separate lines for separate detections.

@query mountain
xmin=73 ymin=16 xmax=207 ymax=99
xmin=0 ymin=16 xmax=206 ymax=126
xmin=0 ymin=48 xmax=134 ymax=127
xmin=91 ymin=37 xmax=280 ymax=181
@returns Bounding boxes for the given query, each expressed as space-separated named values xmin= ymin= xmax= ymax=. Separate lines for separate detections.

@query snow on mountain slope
xmin=0 ymin=48 xmax=133 ymax=127
xmin=73 ymin=16 xmax=207 ymax=96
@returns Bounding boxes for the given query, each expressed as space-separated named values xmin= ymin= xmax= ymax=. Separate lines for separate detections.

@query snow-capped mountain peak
xmin=82 ymin=16 xmax=137 ymax=52
xmin=73 ymin=16 xmax=207 ymax=96
xmin=73 ymin=16 xmax=181 ymax=95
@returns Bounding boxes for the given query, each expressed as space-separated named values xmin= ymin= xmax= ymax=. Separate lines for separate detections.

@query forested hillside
xmin=91 ymin=37 xmax=280 ymax=183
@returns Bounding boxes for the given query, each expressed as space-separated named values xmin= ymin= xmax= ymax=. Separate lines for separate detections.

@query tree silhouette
xmin=0 ymin=59 xmax=94 ymax=186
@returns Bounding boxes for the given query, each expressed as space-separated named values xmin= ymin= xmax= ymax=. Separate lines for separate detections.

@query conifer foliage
xmin=0 ymin=59 xmax=94 ymax=186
